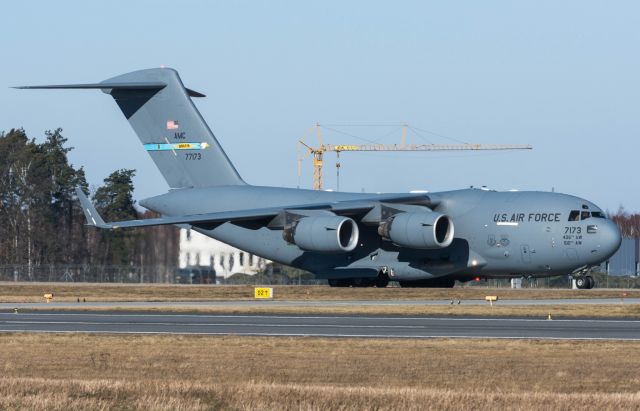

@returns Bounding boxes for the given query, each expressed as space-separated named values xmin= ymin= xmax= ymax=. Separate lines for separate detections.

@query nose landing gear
xmin=575 ymin=275 xmax=595 ymax=289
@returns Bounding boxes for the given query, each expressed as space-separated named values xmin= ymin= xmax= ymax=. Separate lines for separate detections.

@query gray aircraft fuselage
xmin=140 ymin=184 xmax=621 ymax=282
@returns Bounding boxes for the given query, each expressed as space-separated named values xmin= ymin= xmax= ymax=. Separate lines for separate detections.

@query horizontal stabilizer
xmin=185 ymin=87 xmax=206 ymax=98
xmin=13 ymin=82 xmax=167 ymax=91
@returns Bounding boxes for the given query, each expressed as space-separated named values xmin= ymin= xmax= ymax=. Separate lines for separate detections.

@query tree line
xmin=0 ymin=128 xmax=177 ymax=282
xmin=610 ymin=207 xmax=640 ymax=237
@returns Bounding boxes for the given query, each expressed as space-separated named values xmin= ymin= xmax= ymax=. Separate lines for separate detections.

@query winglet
xmin=75 ymin=187 xmax=111 ymax=229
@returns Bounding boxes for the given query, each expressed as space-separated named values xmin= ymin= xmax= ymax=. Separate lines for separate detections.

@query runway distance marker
xmin=485 ymin=296 xmax=498 ymax=307
xmin=254 ymin=288 xmax=273 ymax=299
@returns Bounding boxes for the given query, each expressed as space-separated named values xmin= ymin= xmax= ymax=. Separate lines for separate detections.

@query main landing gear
xmin=575 ymin=275 xmax=595 ymax=289
xmin=327 ymin=272 xmax=456 ymax=288
xmin=398 ymin=277 xmax=456 ymax=288
xmin=328 ymin=270 xmax=390 ymax=288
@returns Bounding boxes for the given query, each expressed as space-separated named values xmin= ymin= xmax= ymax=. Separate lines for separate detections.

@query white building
xmin=178 ymin=229 xmax=267 ymax=279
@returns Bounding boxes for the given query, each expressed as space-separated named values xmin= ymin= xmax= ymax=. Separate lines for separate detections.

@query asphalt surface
xmin=0 ymin=311 xmax=638 ymax=340
xmin=1 ymin=297 xmax=639 ymax=310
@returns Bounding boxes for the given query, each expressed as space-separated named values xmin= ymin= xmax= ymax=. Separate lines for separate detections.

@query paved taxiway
xmin=1 ymin=297 xmax=639 ymax=310
xmin=0 ymin=312 xmax=638 ymax=340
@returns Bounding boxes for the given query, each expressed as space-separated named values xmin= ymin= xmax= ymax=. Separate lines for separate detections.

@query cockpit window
xmin=568 ymin=210 xmax=580 ymax=221
xmin=581 ymin=211 xmax=591 ymax=220
xmin=591 ymin=211 xmax=606 ymax=219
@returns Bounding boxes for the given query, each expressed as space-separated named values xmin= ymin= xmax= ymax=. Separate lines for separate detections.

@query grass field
xmin=3 ymin=282 xmax=639 ymax=318
xmin=1 ymin=282 xmax=639 ymax=303
xmin=0 ymin=334 xmax=639 ymax=410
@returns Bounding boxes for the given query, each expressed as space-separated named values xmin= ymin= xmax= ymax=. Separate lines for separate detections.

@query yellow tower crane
xmin=298 ymin=124 xmax=532 ymax=191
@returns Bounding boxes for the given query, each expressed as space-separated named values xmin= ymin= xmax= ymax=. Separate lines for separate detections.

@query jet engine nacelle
xmin=378 ymin=212 xmax=454 ymax=249
xmin=283 ymin=216 xmax=359 ymax=253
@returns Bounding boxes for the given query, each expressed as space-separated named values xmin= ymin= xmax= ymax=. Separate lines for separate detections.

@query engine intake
xmin=378 ymin=212 xmax=454 ymax=249
xmin=283 ymin=216 xmax=359 ymax=252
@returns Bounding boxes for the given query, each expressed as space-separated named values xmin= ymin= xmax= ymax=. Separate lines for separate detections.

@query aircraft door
xmin=520 ymin=244 xmax=531 ymax=263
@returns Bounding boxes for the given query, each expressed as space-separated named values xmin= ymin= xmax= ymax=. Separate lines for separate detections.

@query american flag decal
xmin=166 ymin=120 xmax=179 ymax=130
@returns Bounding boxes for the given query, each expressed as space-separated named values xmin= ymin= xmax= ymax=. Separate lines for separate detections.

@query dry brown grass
xmin=0 ymin=334 xmax=639 ymax=410
xmin=1 ymin=282 xmax=639 ymax=303
xmin=2 ymin=378 xmax=639 ymax=411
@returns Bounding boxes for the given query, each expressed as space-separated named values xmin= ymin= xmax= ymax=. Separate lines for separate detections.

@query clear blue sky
xmin=3 ymin=1 xmax=639 ymax=212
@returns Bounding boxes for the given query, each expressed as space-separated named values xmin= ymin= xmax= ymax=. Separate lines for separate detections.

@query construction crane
xmin=298 ymin=124 xmax=532 ymax=191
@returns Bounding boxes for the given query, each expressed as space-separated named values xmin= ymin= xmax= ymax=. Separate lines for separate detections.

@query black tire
xmin=375 ymin=273 xmax=390 ymax=288
xmin=435 ymin=278 xmax=456 ymax=288
xmin=399 ymin=278 xmax=455 ymax=288
xmin=349 ymin=278 xmax=375 ymax=287
xmin=586 ymin=276 xmax=595 ymax=289
xmin=575 ymin=277 xmax=587 ymax=289
xmin=328 ymin=279 xmax=350 ymax=287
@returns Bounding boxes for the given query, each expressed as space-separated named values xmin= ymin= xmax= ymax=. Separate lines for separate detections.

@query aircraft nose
xmin=599 ymin=220 xmax=622 ymax=260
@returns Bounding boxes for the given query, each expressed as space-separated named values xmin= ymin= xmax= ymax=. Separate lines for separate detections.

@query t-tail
xmin=15 ymin=68 xmax=245 ymax=189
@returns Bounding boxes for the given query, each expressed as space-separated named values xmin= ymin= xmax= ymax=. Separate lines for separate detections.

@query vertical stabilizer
xmin=18 ymin=68 xmax=246 ymax=189
xmin=103 ymin=68 xmax=245 ymax=189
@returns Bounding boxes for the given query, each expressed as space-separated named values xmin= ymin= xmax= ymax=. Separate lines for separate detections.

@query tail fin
xmin=17 ymin=68 xmax=245 ymax=189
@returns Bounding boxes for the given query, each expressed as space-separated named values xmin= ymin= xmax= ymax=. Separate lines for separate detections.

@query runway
xmin=1 ymin=297 xmax=639 ymax=310
xmin=0 ymin=311 xmax=639 ymax=340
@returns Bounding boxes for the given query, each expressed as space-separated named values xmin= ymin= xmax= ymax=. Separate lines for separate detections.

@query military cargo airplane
xmin=17 ymin=68 xmax=622 ymax=288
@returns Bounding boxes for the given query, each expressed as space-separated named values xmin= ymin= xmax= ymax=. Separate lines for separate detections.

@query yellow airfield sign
xmin=254 ymin=287 xmax=273 ymax=299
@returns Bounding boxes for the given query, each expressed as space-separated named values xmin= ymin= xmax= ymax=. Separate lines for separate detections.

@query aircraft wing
xmin=75 ymin=188 xmax=434 ymax=230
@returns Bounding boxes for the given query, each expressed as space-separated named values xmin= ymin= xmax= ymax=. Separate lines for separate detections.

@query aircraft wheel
xmin=398 ymin=278 xmax=455 ymax=288
xmin=351 ymin=278 xmax=375 ymax=287
xmin=328 ymin=279 xmax=350 ymax=287
xmin=575 ymin=277 xmax=588 ymax=289
xmin=375 ymin=272 xmax=389 ymax=288
xmin=432 ymin=278 xmax=456 ymax=288
xmin=586 ymin=276 xmax=595 ymax=289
